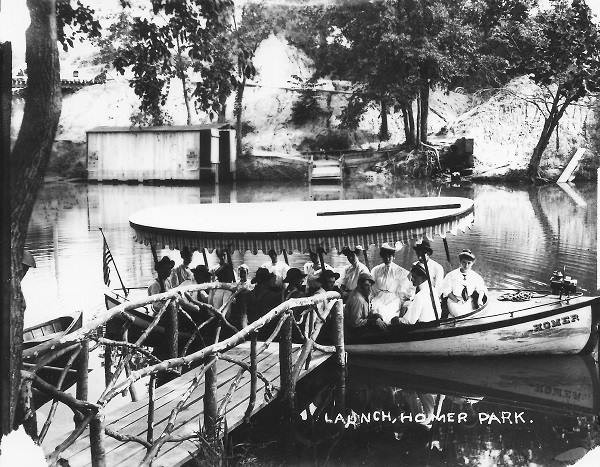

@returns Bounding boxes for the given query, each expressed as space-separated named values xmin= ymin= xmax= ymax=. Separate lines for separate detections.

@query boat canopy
xmin=129 ymin=197 xmax=474 ymax=253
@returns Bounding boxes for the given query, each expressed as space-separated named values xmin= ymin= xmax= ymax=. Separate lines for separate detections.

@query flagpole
xmin=99 ymin=227 xmax=128 ymax=297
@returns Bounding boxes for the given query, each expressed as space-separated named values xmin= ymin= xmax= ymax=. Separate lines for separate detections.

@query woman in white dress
xmin=440 ymin=249 xmax=488 ymax=318
xmin=370 ymin=243 xmax=411 ymax=323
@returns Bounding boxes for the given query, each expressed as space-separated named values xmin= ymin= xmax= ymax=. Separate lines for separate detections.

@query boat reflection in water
xmin=285 ymin=355 xmax=600 ymax=466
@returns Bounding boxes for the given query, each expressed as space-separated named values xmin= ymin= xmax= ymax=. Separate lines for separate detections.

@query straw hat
xmin=357 ymin=272 xmax=375 ymax=284
xmin=252 ymin=267 xmax=275 ymax=284
xmin=380 ymin=242 xmax=396 ymax=255
xmin=283 ymin=268 xmax=306 ymax=283
xmin=458 ymin=249 xmax=475 ymax=260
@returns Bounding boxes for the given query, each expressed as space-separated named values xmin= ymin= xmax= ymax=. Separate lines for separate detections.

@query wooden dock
xmin=308 ymin=156 xmax=344 ymax=183
xmin=43 ymin=344 xmax=330 ymax=466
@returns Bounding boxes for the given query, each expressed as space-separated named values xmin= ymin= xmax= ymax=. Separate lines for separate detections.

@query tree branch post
xmin=89 ymin=413 xmax=106 ymax=467
xmin=203 ymin=359 xmax=218 ymax=442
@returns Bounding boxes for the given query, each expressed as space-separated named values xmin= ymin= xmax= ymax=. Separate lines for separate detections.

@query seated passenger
xmin=319 ymin=269 xmax=342 ymax=294
xmin=261 ymin=249 xmax=290 ymax=289
xmin=304 ymin=250 xmax=333 ymax=293
xmin=180 ymin=265 xmax=212 ymax=304
xmin=393 ymin=262 xmax=440 ymax=325
xmin=345 ymin=273 xmax=387 ymax=341
xmin=209 ymin=263 xmax=235 ymax=313
xmin=148 ymin=256 xmax=175 ymax=313
xmin=283 ymin=268 xmax=307 ymax=300
xmin=413 ymin=239 xmax=444 ymax=289
xmin=440 ymin=249 xmax=488 ymax=318
xmin=340 ymin=246 xmax=370 ymax=300
xmin=237 ymin=264 xmax=251 ymax=287
xmin=371 ymin=243 xmax=411 ymax=323
xmin=170 ymin=246 xmax=194 ymax=287
xmin=247 ymin=267 xmax=282 ymax=323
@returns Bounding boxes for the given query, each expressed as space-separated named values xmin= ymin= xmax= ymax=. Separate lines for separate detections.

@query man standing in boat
xmin=261 ymin=249 xmax=290 ymax=289
xmin=345 ymin=272 xmax=387 ymax=341
xmin=440 ymin=249 xmax=488 ymax=318
xmin=371 ymin=243 xmax=411 ymax=323
xmin=413 ymin=239 xmax=444 ymax=289
xmin=393 ymin=262 xmax=440 ymax=325
xmin=170 ymin=246 xmax=194 ymax=287
xmin=340 ymin=246 xmax=370 ymax=300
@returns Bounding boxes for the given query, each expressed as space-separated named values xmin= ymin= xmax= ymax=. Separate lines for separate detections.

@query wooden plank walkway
xmin=43 ymin=343 xmax=331 ymax=467
xmin=309 ymin=158 xmax=343 ymax=183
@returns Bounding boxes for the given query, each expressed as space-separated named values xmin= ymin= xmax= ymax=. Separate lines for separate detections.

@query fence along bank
xmin=86 ymin=124 xmax=236 ymax=183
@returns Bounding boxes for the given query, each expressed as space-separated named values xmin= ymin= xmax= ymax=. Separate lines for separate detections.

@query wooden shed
xmin=86 ymin=124 xmax=236 ymax=183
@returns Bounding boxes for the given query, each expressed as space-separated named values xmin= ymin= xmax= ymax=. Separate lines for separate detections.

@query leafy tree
xmin=2 ymin=0 xmax=100 ymax=435
xmin=517 ymin=0 xmax=600 ymax=179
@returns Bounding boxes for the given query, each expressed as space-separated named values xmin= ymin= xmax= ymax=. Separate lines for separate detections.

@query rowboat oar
xmin=317 ymin=203 xmax=461 ymax=217
xmin=360 ymin=247 xmax=370 ymax=270
xmin=282 ymin=248 xmax=290 ymax=265
xmin=317 ymin=246 xmax=327 ymax=271
xmin=202 ymin=248 xmax=209 ymax=267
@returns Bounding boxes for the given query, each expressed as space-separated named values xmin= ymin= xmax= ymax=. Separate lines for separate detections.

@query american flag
xmin=103 ymin=237 xmax=114 ymax=287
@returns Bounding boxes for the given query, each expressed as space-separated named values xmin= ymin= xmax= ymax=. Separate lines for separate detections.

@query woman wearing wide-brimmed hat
xmin=370 ymin=243 xmax=411 ymax=323
xmin=413 ymin=239 xmax=445 ymax=289
xmin=440 ymin=249 xmax=488 ymax=318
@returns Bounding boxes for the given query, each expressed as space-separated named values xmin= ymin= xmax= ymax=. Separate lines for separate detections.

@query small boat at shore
xmin=23 ymin=313 xmax=83 ymax=406
xmin=345 ymin=290 xmax=600 ymax=356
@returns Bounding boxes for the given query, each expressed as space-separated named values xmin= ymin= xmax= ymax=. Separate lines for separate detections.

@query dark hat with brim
xmin=191 ymin=265 xmax=211 ymax=281
xmin=283 ymin=268 xmax=306 ymax=283
xmin=156 ymin=256 xmax=175 ymax=270
xmin=357 ymin=272 xmax=375 ymax=284
xmin=413 ymin=239 xmax=433 ymax=256
xmin=458 ymin=249 xmax=476 ymax=260
xmin=252 ymin=267 xmax=275 ymax=284
xmin=316 ymin=269 xmax=340 ymax=282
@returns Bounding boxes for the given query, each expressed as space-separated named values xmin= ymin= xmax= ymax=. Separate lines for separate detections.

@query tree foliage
xmin=515 ymin=0 xmax=600 ymax=178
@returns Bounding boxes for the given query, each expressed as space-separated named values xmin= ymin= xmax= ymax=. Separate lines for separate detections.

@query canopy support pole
xmin=225 ymin=248 xmax=234 ymax=282
xmin=282 ymin=248 xmax=289 ymax=265
xmin=361 ymin=248 xmax=370 ymax=270
xmin=150 ymin=245 xmax=158 ymax=269
xmin=442 ymin=238 xmax=451 ymax=266
xmin=419 ymin=252 xmax=440 ymax=322
xmin=317 ymin=247 xmax=326 ymax=271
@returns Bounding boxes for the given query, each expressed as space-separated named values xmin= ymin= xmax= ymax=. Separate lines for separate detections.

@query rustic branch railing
xmin=19 ymin=282 xmax=343 ymax=467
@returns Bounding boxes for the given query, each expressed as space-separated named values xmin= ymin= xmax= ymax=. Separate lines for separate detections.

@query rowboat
xmin=125 ymin=196 xmax=600 ymax=357
xmin=349 ymin=354 xmax=600 ymax=416
xmin=23 ymin=313 xmax=83 ymax=406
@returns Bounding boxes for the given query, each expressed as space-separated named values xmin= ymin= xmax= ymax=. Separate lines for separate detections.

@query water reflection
xmin=24 ymin=180 xmax=597 ymax=327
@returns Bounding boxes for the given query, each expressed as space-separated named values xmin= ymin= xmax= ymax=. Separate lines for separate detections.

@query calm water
xmin=25 ymin=179 xmax=600 ymax=465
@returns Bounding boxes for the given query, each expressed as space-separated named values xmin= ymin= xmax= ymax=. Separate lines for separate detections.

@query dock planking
xmin=43 ymin=343 xmax=331 ymax=467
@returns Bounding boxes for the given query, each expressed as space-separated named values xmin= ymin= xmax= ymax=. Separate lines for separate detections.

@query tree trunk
xmin=379 ymin=98 xmax=389 ymax=141
xmin=1 ymin=42 xmax=12 ymax=437
xmin=234 ymin=77 xmax=245 ymax=158
xmin=419 ymin=82 xmax=429 ymax=144
xmin=217 ymin=97 xmax=227 ymax=124
xmin=527 ymin=93 xmax=570 ymax=180
xmin=416 ymin=94 xmax=421 ymax=147
xmin=175 ymin=36 xmax=191 ymax=125
xmin=401 ymin=102 xmax=415 ymax=148
xmin=5 ymin=0 xmax=62 ymax=432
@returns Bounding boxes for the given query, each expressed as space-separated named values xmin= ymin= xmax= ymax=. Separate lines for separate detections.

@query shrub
xmin=290 ymin=90 xmax=324 ymax=126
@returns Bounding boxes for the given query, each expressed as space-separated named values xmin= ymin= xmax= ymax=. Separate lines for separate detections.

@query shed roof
xmin=86 ymin=124 xmax=234 ymax=134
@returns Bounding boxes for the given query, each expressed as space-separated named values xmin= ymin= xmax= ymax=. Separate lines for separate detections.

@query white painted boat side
xmin=346 ymin=305 xmax=594 ymax=356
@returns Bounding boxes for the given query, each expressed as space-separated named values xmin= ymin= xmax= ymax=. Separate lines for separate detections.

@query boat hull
xmin=345 ymin=293 xmax=600 ymax=357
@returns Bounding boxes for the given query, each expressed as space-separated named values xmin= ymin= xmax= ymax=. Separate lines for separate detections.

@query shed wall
xmin=87 ymin=131 xmax=206 ymax=182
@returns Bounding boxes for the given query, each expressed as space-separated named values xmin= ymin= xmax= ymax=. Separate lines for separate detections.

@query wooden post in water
xmin=75 ymin=340 xmax=89 ymax=402
xmin=103 ymin=345 xmax=112 ymax=389
xmin=204 ymin=360 xmax=218 ymax=441
xmin=89 ymin=413 xmax=106 ymax=467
